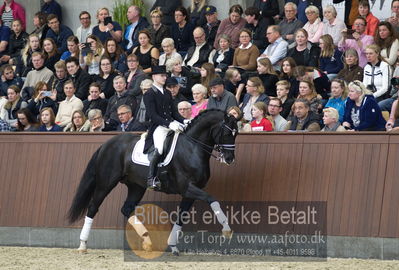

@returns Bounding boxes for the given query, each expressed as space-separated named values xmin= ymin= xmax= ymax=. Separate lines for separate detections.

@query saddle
xmin=131 ymin=131 xmax=179 ymax=167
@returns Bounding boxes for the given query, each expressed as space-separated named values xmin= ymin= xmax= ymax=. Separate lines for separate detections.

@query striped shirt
xmin=1 ymin=9 xmax=13 ymax=28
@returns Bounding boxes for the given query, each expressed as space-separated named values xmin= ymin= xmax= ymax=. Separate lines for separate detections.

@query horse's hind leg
xmin=78 ymin=183 xmax=118 ymax=253
xmin=121 ymin=183 xmax=152 ymax=252
xmin=167 ymin=198 xmax=195 ymax=256
xmin=183 ymin=183 xmax=232 ymax=237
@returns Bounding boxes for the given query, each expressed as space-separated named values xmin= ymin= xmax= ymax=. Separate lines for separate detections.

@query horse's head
xmin=212 ymin=113 xmax=238 ymax=165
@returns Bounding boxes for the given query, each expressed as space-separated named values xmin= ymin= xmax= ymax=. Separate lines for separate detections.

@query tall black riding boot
xmin=147 ymin=150 xmax=162 ymax=190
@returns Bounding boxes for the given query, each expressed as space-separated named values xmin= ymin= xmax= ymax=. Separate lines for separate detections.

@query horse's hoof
xmin=77 ymin=248 xmax=87 ymax=254
xmin=222 ymin=230 xmax=233 ymax=239
xmin=170 ymin=245 xmax=179 ymax=256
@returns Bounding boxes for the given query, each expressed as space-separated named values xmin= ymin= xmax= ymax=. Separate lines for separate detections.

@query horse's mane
xmin=184 ymin=109 xmax=226 ymax=133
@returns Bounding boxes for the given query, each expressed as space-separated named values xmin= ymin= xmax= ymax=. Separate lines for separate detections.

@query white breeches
xmin=153 ymin=126 xmax=170 ymax=155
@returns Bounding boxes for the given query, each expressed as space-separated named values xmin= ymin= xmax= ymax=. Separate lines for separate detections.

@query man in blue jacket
xmin=46 ymin=14 xmax=73 ymax=54
xmin=41 ymin=0 xmax=62 ymax=23
xmin=123 ymin=5 xmax=149 ymax=53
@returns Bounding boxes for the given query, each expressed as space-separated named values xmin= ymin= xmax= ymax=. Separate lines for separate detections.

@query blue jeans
xmin=378 ymin=98 xmax=395 ymax=112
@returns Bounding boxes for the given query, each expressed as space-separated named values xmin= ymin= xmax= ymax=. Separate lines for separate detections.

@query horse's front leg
xmin=167 ymin=198 xmax=195 ymax=256
xmin=183 ymin=183 xmax=232 ymax=238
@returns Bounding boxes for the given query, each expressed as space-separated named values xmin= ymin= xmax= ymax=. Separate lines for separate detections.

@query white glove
xmin=169 ymin=121 xmax=184 ymax=132
xmin=183 ymin=119 xmax=191 ymax=125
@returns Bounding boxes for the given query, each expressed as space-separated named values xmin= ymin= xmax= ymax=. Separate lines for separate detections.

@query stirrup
xmin=147 ymin=177 xmax=161 ymax=190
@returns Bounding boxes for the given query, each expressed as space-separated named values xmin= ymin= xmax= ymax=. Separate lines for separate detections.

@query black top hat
xmin=150 ymin=65 xmax=167 ymax=75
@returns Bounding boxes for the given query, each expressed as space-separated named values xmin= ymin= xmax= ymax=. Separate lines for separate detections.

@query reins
xmin=182 ymin=121 xmax=236 ymax=161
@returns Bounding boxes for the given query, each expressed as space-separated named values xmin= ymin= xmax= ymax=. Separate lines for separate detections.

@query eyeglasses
xmin=117 ymin=111 xmax=129 ymax=116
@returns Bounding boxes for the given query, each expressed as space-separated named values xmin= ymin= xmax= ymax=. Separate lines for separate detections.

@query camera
xmin=391 ymin=77 xmax=399 ymax=86
xmin=366 ymin=84 xmax=377 ymax=93
xmin=42 ymin=91 xmax=52 ymax=97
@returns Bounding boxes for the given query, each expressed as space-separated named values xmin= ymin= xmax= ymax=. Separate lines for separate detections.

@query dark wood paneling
xmin=1 ymin=133 xmax=399 ymax=238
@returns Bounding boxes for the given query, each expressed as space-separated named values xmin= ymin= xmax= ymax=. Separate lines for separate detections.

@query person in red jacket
xmin=0 ymin=0 xmax=25 ymax=30
xmin=250 ymin=101 xmax=273 ymax=131
xmin=354 ymin=0 xmax=379 ymax=37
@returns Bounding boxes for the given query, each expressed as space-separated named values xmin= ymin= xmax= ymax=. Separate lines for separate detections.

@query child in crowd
xmin=250 ymin=102 xmax=273 ymax=131
xmin=38 ymin=107 xmax=62 ymax=131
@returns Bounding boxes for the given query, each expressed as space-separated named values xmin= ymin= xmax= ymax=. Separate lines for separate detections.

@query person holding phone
xmin=27 ymin=80 xmax=58 ymax=117
xmin=338 ymin=16 xmax=374 ymax=68
xmin=92 ymin=7 xmax=122 ymax=44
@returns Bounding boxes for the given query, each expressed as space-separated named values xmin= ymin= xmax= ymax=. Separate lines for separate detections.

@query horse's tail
xmin=67 ymin=147 xmax=100 ymax=223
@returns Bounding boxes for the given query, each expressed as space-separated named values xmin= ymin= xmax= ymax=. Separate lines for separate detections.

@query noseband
xmin=183 ymin=121 xmax=236 ymax=161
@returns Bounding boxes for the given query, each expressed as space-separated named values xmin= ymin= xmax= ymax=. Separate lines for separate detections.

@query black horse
xmin=68 ymin=109 xmax=238 ymax=254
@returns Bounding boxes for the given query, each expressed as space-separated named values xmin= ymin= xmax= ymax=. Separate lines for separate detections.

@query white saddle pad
xmin=131 ymin=132 xmax=180 ymax=167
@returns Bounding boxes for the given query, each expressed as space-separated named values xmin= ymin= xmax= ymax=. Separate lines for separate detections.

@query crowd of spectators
xmin=1 ymin=0 xmax=399 ymax=133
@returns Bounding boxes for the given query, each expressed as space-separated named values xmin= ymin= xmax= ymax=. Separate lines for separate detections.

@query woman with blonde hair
xmin=240 ymin=76 xmax=268 ymax=121
xmin=321 ymin=107 xmax=346 ymax=132
xmin=15 ymin=33 xmax=41 ymax=77
xmin=79 ymin=34 xmax=104 ymax=76
xmin=325 ymin=78 xmax=348 ymax=123
xmin=362 ymin=44 xmax=390 ymax=102
xmin=188 ymin=0 xmax=207 ymax=26
xmin=319 ymin=34 xmax=343 ymax=80
xmin=343 ymin=80 xmax=386 ymax=131
xmin=91 ymin=7 xmax=122 ymax=43
xmin=148 ymin=8 xmax=171 ymax=52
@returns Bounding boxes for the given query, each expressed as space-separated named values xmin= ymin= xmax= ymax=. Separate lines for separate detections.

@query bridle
xmin=183 ymin=120 xmax=237 ymax=161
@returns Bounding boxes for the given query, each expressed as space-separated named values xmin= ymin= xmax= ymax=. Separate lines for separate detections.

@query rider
xmin=143 ymin=65 xmax=185 ymax=189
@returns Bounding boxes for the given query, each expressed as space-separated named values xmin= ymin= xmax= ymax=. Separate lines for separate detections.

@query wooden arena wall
xmin=1 ymin=133 xmax=399 ymax=238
